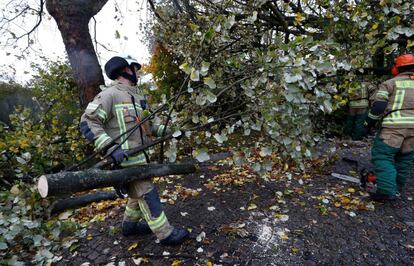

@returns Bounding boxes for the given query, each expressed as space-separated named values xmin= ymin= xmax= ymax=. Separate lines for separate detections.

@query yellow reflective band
xmin=396 ymin=90 xmax=405 ymax=118
xmin=114 ymin=103 xmax=142 ymax=111
xmin=86 ymin=103 xmax=99 ymax=110
xmin=349 ymin=100 xmax=368 ymax=108
xmin=383 ymin=116 xmax=414 ymax=124
xmin=390 ymin=89 xmax=404 ymax=119
xmin=368 ymin=112 xmax=380 ymax=120
xmin=147 ymin=212 xmax=167 ymax=230
xmin=125 ymin=206 xmax=143 ymax=219
xmin=94 ymin=134 xmax=111 ymax=150
xmin=116 ymin=109 xmax=129 ymax=150
xmin=120 ymin=153 xmax=147 ymax=167
xmin=395 ymin=80 xmax=414 ymax=89
xmin=383 ymin=121 xmax=414 ymax=124
xmin=138 ymin=201 xmax=168 ymax=230
xmin=376 ymin=91 xmax=389 ymax=100
xmin=97 ymin=109 xmax=108 ymax=121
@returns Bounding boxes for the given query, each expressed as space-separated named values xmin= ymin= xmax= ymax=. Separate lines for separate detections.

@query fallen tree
xmin=38 ymin=163 xmax=197 ymax=198
xmin=50 ymin=190 xmax=118 ymax=216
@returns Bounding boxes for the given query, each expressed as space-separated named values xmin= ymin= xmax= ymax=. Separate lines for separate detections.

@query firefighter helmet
xmin=104 ymin=56 xmax=129 ymax=80
xmin=395 ymin=54 xmax=414 ymax=69
xmin=122 ymin=54 xmax=141 ymax=70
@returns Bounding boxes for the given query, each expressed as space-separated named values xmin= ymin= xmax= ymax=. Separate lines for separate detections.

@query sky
xmin=0 ymin=0 xmax=152 ymax=84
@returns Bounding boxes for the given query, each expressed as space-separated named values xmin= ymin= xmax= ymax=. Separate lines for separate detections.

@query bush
xmin=0 ymin=61 xmax=91 ymax=264
xmin=0 ymin=62 xmax=91 ymax=185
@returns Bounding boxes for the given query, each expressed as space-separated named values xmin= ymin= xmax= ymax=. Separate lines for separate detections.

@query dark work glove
xmin=114 ymin=185 xmax=128 ymax=198
xmin=111 ymin=147 xmax=128 ymax=165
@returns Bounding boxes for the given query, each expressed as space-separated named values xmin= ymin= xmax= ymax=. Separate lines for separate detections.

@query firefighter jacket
xmin=80 ymin=81 xmax=162 ymax=167
xmin=349 ymin=83 xmax=369 ymax=109
xmin=369 ymin=71 xmax=414 ymax=128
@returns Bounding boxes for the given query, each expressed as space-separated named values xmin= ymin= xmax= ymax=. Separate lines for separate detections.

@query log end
xmin=38 ymin=175 xmax=48 ymax=198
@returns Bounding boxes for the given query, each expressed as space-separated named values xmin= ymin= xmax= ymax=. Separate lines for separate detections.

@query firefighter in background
xmin=343 ymin=80 xmax=370 ymax=140
xmin=80 ymin=55 xmax=189 ymax=245
xmin=365 ymin=54 xmax=414 ymax=201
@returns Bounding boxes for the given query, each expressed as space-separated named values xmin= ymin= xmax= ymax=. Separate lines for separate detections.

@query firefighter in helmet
xmin=80 ymin=55 xmax=189 ymax=245
xmin=365 ymin=54 xmax=414 ymax=201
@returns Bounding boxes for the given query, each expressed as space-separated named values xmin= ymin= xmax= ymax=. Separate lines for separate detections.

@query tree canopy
xmin=145 ymin=0 xmax=413 ymax=168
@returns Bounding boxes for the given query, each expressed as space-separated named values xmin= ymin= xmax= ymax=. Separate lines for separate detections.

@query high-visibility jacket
xmin=349 ymin=83 xmax=369 ymax=109
xmin=80 ymin=81 xmax=162 ymax=167
xmin=369 ymin=71 xmax=414 ymax=128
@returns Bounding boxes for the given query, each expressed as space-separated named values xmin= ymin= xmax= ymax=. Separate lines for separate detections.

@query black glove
xmin=110 ymin=147 xmax=128 ymax=165
xmin=114 ymin=185 xmax=128 ymax=198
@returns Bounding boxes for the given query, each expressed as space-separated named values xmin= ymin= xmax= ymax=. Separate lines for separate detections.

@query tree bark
xmin=50 ymin=190 xmax=118 ymax=216
xmin=38 ymin=163 xmax=197 ymax=198
xmin=46 ymin=0 xmax=108 ymax=108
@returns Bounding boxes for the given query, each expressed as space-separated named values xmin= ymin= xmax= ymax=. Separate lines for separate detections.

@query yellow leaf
xmin=128 ymin=242 xmax=138 ymax=251
xmin=86 ymin=234 xmax=93 ymax=240
xmin=291 ymin=247 xmax=299 ymax=253
xmin=206 ymin=262 xmax=213 ymax=266
xmin=372 ymin=23 xmax=379 ymax=30
xmin=280 ymin=234 xmax=289 ymax=240
xmin=247 ymin=203 xmax=257 ymax=210
xmin=407 ymin=40 xmax=414 ymax=48
xmin=334 ymin=202 xmax=341 ymax=208
xmin=171 ymin=259 xmax=181 ymax=266
xmin=347 ymin=188 xmax=356 ymax=193
xmin=341 ymin=197 xmax=350 ymax=204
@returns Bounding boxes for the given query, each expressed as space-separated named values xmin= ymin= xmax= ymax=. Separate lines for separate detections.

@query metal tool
xmin=331 ymin=169 xmax=377 ymax=193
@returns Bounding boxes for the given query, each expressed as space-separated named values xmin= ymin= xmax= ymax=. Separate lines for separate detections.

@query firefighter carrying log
xmin=79 ymin=55 xmax=189 ymax=245
xmin=365 ymin=54 xmax=414 ymax=201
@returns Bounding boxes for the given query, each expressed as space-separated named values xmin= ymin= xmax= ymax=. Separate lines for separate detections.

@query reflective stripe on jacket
xmin=369 ymin=72 xmax=414 ymax=128
xmin=349 ymin=83 xmax=369 ymax=108
xmin=80 ymin=81 xmax=151 ymax=166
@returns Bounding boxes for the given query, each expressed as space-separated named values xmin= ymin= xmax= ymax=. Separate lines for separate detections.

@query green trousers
xmin=371 ymin=136 xmax=414 ymax=195
xmin=344 ymin=112 xmax=367 ymax=140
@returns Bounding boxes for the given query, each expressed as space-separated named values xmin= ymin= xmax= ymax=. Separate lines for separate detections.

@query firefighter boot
xmin=370 ymin=191 xmax=396 ymax=202
xmin=122 ymin=198 xmax=152 ymax=236
xmin=139 ymin=188 xmax=189 ymax=245
xmin=122 ymin=221 xmax=152 ymax=236
xmin=161 ymin=227 xmax=190 ymax=245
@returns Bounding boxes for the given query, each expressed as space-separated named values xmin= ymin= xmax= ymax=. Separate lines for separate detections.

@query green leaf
xmin=214 ymin=133 xmax=228 ymax=143
xmin=204 ymin=77 xmax=216 ymax=89
xmin=190 ymin=68 xmax=200 ymax=81
xmin=192 ymin=148 xmax=210 ymax=162
xmin=179 ymin=62 xmax=191 ymax=74
xmin=204 ymin=28 xmax=215 ymax=41
xmin=204 ymin=89 xmax=217 ymax=103
xmin=200 ymin=61 xmax=210 ymax=76
xmin=259 ymin=146 xmax=272 ymax=157
xmin=0 ymin=241 xmax=7 ymax=250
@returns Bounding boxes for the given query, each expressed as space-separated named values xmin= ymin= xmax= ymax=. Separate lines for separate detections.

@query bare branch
xmin=147 ymin=0 xmax=164 ymax=22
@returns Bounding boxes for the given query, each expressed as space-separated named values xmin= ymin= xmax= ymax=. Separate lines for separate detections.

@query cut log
xmin=38 ymin=163 xmax=197 ymax=198
xmin=50 ymin=190 xmax=118 ymax=216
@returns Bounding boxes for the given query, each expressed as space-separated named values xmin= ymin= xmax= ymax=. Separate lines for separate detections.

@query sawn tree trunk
xmin=38 ymin=163 xmax=197 ymax=198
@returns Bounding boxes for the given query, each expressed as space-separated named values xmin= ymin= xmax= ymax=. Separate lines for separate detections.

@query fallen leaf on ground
xmin=247 ymin=203 xmax=257 ymax=210
xmin=128 ymin=243 xmax=138 ymax=251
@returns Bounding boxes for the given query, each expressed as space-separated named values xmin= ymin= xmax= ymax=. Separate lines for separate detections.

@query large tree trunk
xmin=38 ymin=163 xmax=197 ymax=198
xmin=46 ymin=0 xmax=108 ymax=108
